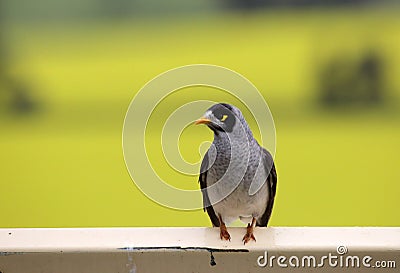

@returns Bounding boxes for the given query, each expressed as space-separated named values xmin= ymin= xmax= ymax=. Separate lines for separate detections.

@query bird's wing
xmin=199 ymin=150 xmax=220 ymax=227
xmin=257 ymin=148 xmax=277 ymax=227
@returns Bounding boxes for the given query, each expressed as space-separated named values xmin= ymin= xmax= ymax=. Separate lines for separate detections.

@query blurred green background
xmin=0 ymin=0 xmax=399 ymax=227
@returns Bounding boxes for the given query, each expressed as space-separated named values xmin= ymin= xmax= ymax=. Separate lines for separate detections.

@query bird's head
xmin=195 ymin=103 xmax=250 ymax=136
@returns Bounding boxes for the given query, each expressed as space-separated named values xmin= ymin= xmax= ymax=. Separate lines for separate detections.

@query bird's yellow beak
xmin=194 ymin=117 xmax=211 ymax=125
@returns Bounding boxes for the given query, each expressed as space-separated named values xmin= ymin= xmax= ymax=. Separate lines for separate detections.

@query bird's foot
xmin=242 ymin=223 xmax=256 ymax=244
xmin=219 ymin=225 xmax=231 ymax=241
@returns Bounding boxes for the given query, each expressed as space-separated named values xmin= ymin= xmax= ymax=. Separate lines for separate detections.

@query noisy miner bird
xmin=195 ymin=103 xmax=277 ymax=244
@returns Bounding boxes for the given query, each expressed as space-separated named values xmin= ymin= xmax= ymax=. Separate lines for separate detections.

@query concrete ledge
xmin=0 ymin=227 xmax=399 ymax=272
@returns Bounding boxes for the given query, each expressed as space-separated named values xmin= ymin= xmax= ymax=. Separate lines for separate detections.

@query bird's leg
xmin=218 ymin=214 xmax=231 ymax=241
xmin=242 ymin=217 xmax=257 ymax=244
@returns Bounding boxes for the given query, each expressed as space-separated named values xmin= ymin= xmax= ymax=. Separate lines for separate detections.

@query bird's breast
xmin=205 ymin=154 xmax=269 ymax=224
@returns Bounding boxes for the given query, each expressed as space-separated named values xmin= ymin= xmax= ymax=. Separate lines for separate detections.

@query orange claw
xmin=220 ymin=224 xmax=231 ymax=241
xmin=242 ymin=219 xmax=257 ymax=244
xmin=242 ymin=231 xmax=256 ymax=244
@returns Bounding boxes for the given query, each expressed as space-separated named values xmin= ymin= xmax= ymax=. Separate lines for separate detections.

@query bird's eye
xmin=221 ymin=115 xmax=228 ymax=122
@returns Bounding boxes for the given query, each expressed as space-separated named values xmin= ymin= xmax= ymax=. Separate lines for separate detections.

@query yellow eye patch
xmin=221 ymin=115 xmax=228 ymax=122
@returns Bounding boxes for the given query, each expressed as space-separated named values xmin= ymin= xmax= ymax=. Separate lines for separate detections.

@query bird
xmin=195 ymin=103 xmax=277 ymax=244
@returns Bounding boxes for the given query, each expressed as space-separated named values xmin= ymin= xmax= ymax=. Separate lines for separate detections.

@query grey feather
xmin=199 ymin=149 xmax=220 ymax=227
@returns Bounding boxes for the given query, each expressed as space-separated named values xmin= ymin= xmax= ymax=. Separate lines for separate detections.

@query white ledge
xmin=1 ymin=227 xmax=399 ymax=253
xmin=1 ymin=227 xmax=399 ymax=273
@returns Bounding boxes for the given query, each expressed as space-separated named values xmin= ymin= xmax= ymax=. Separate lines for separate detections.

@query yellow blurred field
xmin=1 ymin=8 xmax=399 ymax=227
